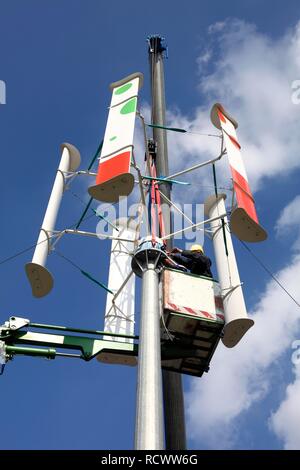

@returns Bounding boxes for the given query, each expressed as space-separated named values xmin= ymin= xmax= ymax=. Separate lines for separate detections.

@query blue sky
xmin=1 ymin=0 xmax=300 ymax=450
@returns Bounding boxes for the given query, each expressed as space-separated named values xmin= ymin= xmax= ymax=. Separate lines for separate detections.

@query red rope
xmin=150 ymin=163 xmax=157 ymax=246
xmin=153 ymin=166 xmax=166 ymax=243
xmin=150 ymin=161 xmax=166 ymax=246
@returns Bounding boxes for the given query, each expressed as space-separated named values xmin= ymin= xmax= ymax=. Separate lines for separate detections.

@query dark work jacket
xmin=171 ymin=250 xmax=213 ymax=278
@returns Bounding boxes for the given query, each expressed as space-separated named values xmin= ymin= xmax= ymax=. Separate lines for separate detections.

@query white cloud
xmin=183 ymin=17 xmax=300 ymax=447
xmin=197 ymin=49 xmax=212 ymax=66
xmin=134 ymin=19 xmax=300 ymax=213
xmin=276 ymin=195 xmax=300 ymax=250
xmin=132 ymin=19 xmax=300 ymax=449
xmin=164 ymin=19 xmax=300 ymax=197
xmin=185 ymin=184 xmax=300 ymax=446
xmin=186 ymin=250 xmax=300 ymax=448
xmin=269 ymin=365 xmax=300 ymax=449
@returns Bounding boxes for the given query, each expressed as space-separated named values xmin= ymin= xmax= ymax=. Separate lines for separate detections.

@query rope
xmin=148 ymin=157 xmax=166 ymax=245
xmin=152 ymin=165 xmax=166 ymax=241
xmin=150 ymin=162 xmax=158 ymax=245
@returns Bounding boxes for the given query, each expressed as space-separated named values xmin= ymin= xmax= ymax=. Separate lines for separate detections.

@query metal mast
xmin=134 ymin=255 xmax=165 ymax=450
xmin=148 ymin=35 xmax=187 ymax=450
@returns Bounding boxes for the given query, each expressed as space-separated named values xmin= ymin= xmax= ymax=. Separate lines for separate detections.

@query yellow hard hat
xmin=191 ymin=244 xmax=204 ymax=253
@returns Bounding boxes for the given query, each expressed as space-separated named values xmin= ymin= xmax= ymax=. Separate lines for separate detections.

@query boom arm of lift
xmin=0 ymin=314 xmax=223 ymax=377
xmin=0 ymin=316 xmax=138 ymax=374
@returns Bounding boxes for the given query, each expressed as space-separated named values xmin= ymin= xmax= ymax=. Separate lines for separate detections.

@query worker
xmin=168 ymin=244 xmax=213 ymax=278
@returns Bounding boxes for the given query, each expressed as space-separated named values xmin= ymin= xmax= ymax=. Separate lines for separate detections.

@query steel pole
xmin=148 ymin=35 xmax=186 ymax=450
xmin=135 ymin=262 xmax=165 ymax=450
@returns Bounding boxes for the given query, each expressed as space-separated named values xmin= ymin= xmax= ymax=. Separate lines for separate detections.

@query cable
xmin=75 ymin=198 xmax=93 ymax=230
xmin=188 ymin=131 xmax=222 ymax=138
xmin=0 ymin=199 xmax=119 ymax=268
xmin=146 ymin=123 xmax=221 ymax=138
xmin=211 ymin=161 xmax=232 ymax=292
xmin=160 ymin=309 xmax=175 ymax=342
xmin=0 ymin=212 xmax=92 ymax=267
xmin=0 ymin=242 xmax=44 ymax=267
xmin=68 ymin=188 xmax=91 ymax=207
xmin=239 ymin=240 xmax=300 ymax=309
xmin=54 ymin=250 xmax=113 ymax=294
xmin=54 ymin=250 xmax=82 ymax=271
xmin=87 ymin=140 xmax=103 ymax=171
xmin=69 ymin=189 xmax=119 ymax=231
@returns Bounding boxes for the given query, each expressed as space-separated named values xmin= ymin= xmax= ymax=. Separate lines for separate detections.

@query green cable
xmin=74 ymin=140 xmax=103 ymax=230
xmin=212 ymin=163 xmax=218 ymax=198
xmin=80 ymin=270 xmax=114 ymax=295
xmin=91 ymin=208 xmax=119 ymax=231
xmin=55 ymin=251 xmax=113 ymax=295
xmin=88 ymin=140 xmax=103 ymax=171
xmin=75 ymin=197 xmax=93 ymax=230
xmin=147 ymin=123 xmax=186 ymax=133
xmin=147 ymin=123 xmax=221 ymax=138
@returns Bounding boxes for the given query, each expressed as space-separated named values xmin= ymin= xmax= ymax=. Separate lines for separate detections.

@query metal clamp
xmin=222 ymin=283 xmax=243 ymax=300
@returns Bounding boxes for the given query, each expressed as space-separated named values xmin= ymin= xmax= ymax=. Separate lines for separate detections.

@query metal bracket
xmin=0 ymin=317 xmax=30 ymax=373
xmin=56 ymin=168 xmax=68 ymax=191
xmin=49 ymin=230 xmax=66 ymax=250
xmin=222 ymin=283 xmax=243 ymax=300
xmin=0 ymin=341 xmax=7 ymax=373
xmin=1 ymin=316 xmax=30 ymax=333
xmin=37 ymin=228 xmax=52 ymax=255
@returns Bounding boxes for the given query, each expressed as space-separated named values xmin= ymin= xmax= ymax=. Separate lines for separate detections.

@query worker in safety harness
xmin=167 ymin=244 xmax=213 ymax=278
